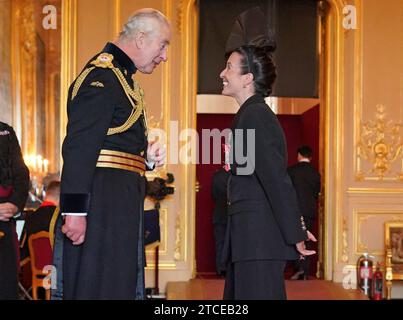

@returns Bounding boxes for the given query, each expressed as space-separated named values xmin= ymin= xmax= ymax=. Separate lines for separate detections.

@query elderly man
xmin=54 ymin=8 xmax=171 ymax=300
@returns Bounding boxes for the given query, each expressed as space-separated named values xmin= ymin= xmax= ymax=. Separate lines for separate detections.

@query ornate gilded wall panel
xmin=357 ymin=105 xmax=403 ymax=181
xmin=353 ymin=210 xmax=403 ymax=257
xmin=327 ymin=0 xmax=403 ymax=290
xmin=354 ymin=0 xmax=403 ymax=183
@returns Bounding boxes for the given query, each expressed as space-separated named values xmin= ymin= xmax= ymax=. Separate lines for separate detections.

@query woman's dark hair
xmin=231 ymin=45 xmax=277 ymax=97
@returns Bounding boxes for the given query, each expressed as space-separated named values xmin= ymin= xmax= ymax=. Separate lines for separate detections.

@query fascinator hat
xmin=225 ymin=4 xmax=277 ymax=56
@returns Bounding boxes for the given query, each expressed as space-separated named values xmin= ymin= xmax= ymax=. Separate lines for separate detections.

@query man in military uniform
xmin=0 ymin=122 xmax=30 ymax=300
xmin=53 ymin=8 xmax=170 ymax=300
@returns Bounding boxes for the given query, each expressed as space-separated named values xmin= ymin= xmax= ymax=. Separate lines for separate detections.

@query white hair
xmin=119 ymin=8 xmax=169 ymax=41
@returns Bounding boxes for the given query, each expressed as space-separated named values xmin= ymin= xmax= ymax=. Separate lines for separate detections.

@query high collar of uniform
xmin=103 ymin=42 xmax=137 ymax=75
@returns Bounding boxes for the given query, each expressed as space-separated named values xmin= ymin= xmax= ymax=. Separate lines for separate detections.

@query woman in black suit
xmin=220 ymin=45 xmax=316 ymax=300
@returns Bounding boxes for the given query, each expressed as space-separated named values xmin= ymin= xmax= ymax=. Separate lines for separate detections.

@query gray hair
xmin=119 ymin=8 xmax=169 ymax=41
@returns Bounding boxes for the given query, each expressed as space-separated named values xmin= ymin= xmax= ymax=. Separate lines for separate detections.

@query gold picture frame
xmin=384 ymin=221 xmax=403 ymax=299
xmin=385 ymin=221 xmax=403 ymax=265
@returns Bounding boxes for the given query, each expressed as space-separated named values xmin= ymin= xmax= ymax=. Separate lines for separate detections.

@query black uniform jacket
xmin=227 ymin=94 xmax=307 ymax=262
xmin=288 ymin=162 xmax=321 ymax=219
xmin=60 ymin=43 xmax=148 ymax=214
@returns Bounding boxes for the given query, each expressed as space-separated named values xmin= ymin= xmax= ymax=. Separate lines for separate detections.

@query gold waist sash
xmin=96 ymin=149 xmax=146 ymax=176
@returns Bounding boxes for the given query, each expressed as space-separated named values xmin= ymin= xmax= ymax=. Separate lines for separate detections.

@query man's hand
xmin=0 ymin=202 xmax=18 ymax=221
xmin=295 ymin=230 xmax=317 ymax=257
xmin=62 ymin=216 xmax=87 ymax=245
xmin=147 ymin=140 xmax=166 ymax=168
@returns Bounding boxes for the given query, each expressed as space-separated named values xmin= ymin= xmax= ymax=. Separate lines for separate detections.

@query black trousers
xmin=213 ymin=222 xmax=227 ymax=275
xmin=0 ymin=221 xmax=18 ymax=300
xmin=224 ymin=260 xmax=287 ymax=300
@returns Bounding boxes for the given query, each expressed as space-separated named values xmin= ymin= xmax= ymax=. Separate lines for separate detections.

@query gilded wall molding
xmin=356 ymin=214 xmax=369 ymax=253
xmin=60 ymin=0 xmax=77 ymax=151
xmin=113 ymin=0 xmax=121 ymax=37
xmin=177 ymin=0 xmax=198 ymax=272
xmin=176 ymin=0 xmax=184 ymax=35
xmin=356 ymin=105 xmax=403 ymax=181
xmin=321 ymin=0 xmax=350 ymax=279
xmin=174 ymin=213 xmax=182 ymax=261
xmin=353 ymin=210 xmax=403 ymax=258
xmin=342 ymin=216 xmax=349 ymax=262
xmin=347 ymin=188 xmax=403 ymax=194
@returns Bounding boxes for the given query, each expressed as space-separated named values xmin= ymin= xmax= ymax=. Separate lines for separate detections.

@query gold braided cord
xmin=49 ymin=207 xmax=60 ymax=250
xmin=107 ymin=68 xmax=146 ymax=136
xmin=69 ymin=63 xmax=147 ymax=136
xmin=71 ymin=67 xmax=96 ymax=100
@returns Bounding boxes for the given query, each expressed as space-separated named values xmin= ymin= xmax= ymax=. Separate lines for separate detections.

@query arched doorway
xmin=193 ymin=0 xmax=347 ymax=281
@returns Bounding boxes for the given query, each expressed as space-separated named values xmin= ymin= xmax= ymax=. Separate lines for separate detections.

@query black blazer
xmin=0 ymin=122 xmax=30 ymax=211
xmin=288 ymin=162 xmax=321 ymax=219
xmin=227 ymin=94 xmax=307 ymax=262
xmin=211 ymin=168 xmax=229 ymax=225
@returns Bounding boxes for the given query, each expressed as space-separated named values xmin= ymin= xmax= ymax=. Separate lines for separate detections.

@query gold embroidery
xmin=70 ymin=52 xmax=147 ymax=135
xmin=106 ymin=69 xmax=147 ymax=136
xmin=71 ymin=67 xmax=95 ymax=100
xmin=90 ymin=81 xmax=104 ymax=88
xmin=90 ymin=53 xmax=114 ymax=69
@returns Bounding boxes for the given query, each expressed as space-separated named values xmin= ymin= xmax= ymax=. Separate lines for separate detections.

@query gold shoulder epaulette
xmin=90 ymin=53 xmax=114 ymax=69
xmin=71 ymin=53 xmax=115 ymax=100
xmin=70 ymin=52 xmax=148 ymax=136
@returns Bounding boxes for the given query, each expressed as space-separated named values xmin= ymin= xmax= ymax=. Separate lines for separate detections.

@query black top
xmin=0 ymin=122 xmax=30 ymax=211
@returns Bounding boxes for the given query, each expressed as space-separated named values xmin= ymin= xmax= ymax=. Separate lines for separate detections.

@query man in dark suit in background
xmin=288 ymin=145 xmax=321 ymax=280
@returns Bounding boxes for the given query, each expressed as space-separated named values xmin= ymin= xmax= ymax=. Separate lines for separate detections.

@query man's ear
xmin=134 ymin=32 xmax=146 ymax=49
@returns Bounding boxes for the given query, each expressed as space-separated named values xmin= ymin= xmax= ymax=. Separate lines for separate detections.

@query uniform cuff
xmin=60 ymin=193 xmax=91 ymax=215
xmin=62 ymin=212 xmax=88 ymax=217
